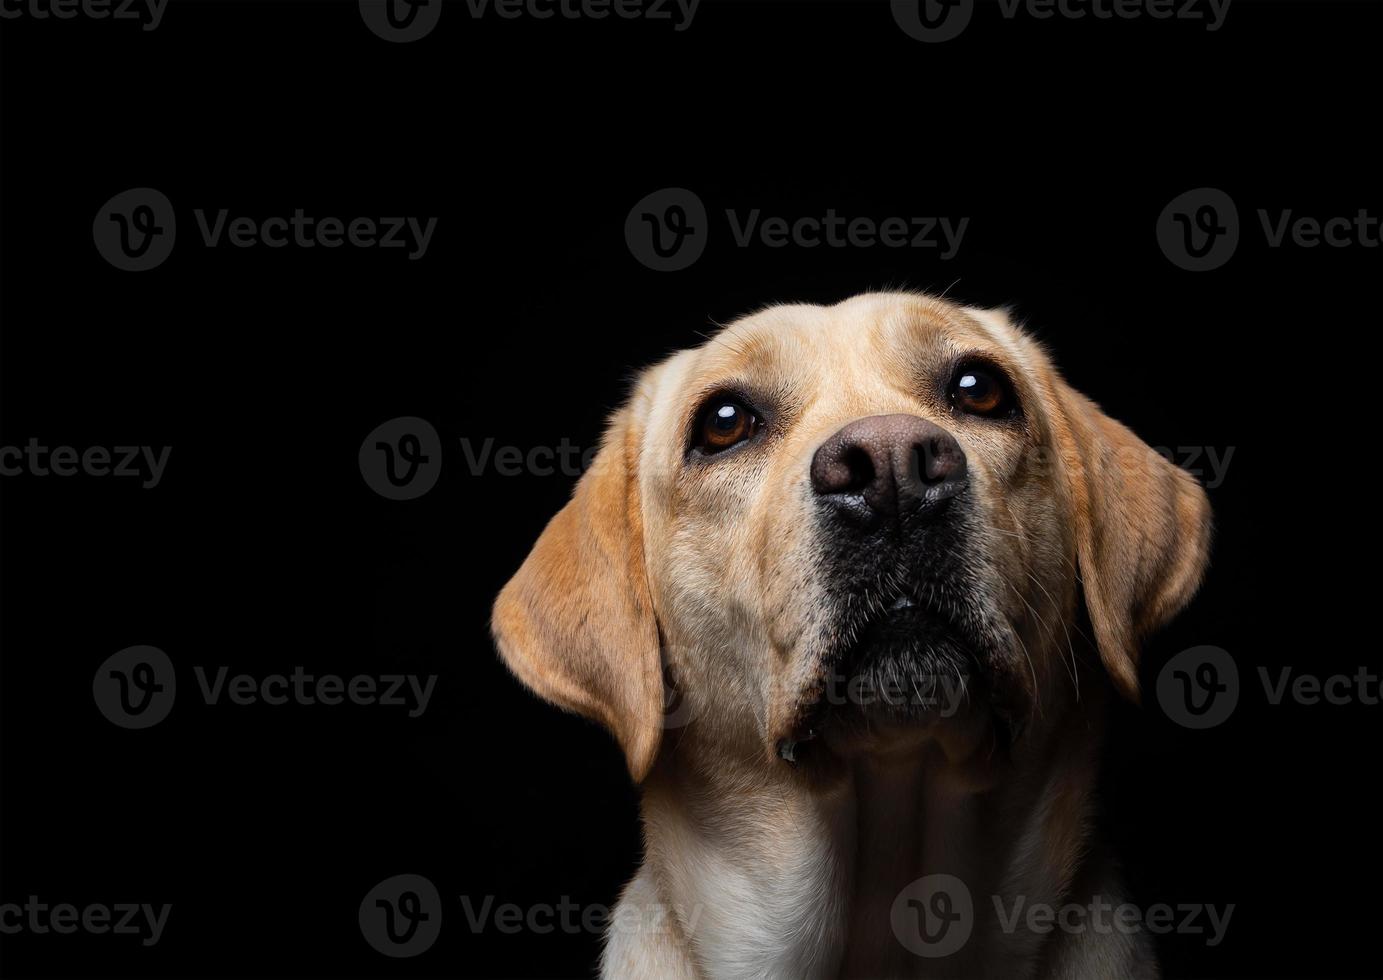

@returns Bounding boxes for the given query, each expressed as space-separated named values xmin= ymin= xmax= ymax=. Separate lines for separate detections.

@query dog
xmin=492 ymin=292 xmax=1211 ymax=979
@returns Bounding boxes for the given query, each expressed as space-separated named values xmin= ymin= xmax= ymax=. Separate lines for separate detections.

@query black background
xmin=1 ymin=0 xmax=1381 ymax=977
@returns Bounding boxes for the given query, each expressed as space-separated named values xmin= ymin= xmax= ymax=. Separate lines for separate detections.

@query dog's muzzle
xmin=777 ymin=414 xmax=993 ymax=762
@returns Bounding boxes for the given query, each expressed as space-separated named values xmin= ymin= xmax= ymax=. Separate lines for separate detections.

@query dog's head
xmin=492 ymin=293 xmax=1211 ymax=780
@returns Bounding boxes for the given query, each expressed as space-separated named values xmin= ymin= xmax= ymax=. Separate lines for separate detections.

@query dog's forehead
xmin=692 ymin=293 xmax=1023 ymax=384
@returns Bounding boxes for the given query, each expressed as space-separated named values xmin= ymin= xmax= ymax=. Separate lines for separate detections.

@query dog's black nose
xmin=811 ymin=414 xmax=967 ymax=522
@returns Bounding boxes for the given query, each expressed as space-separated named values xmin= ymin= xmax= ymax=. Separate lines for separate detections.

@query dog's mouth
xmin=777 ymin=584 xmax=993 ymax=764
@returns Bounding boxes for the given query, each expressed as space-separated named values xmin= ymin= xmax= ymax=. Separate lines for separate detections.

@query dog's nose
xmin=810 ymin=414 xmax=967 ymax=522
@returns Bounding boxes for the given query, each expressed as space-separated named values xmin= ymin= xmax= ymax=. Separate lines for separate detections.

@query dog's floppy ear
xmin=491 ymin=406 xmax=663 ymax=782
xmin=1055 ymin=386 xmax=1212 ymax=701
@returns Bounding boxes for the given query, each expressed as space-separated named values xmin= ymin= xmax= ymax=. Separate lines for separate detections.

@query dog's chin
xmin=777 ymin=597 xmax=1006 ymax=767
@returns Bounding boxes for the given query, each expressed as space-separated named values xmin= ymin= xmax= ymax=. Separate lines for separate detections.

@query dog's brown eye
xmin=695 ymin=398 xmax=758 ymax=454
xmin=951 ymin=365 xmax=1016 ymax=418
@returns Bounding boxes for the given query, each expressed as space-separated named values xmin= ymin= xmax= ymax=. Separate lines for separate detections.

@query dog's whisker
xmin=980 ymin=521 xmax=1085 ymax=587
xmin=1009 ymin=615 xmax=1043 ymax=720
xmin=1019 ymin=568 xmax=1082 ymax=702
xmin=1001 ymin=574 xmax=1074 ymax=700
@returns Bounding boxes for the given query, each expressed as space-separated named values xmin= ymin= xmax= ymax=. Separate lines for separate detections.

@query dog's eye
xmin=694 ymin=397 xmax=758 ymax=454
xmin=951 ymin=364 xmax=1017 ymax=418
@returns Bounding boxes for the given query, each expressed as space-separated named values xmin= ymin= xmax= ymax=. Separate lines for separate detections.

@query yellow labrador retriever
xmin=493 ymin=292 xmax=1211 ymax=979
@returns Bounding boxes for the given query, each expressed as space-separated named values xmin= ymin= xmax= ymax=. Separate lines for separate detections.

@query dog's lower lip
xmin=825 ymin=592 xmax=981 ymax=690
xmin=859 ymin=600 xmax=931 ymax=643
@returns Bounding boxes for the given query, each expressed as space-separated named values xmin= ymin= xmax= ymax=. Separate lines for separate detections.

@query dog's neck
xmin=613 ymin=702 xmax=1137 ymax=980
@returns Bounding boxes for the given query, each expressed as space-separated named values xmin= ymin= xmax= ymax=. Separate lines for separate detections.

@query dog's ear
xmin=1055 ymin=386 xmax=1213 ymax=701
xmin=491 ymin=405 xmax=663 ymax=782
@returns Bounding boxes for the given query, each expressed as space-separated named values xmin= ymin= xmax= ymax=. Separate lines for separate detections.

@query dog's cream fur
xmin=493 ymin=293 xmax=1211 ymax=979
